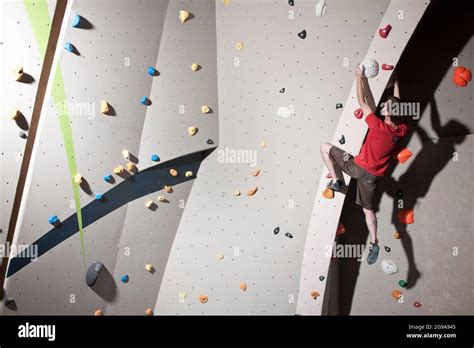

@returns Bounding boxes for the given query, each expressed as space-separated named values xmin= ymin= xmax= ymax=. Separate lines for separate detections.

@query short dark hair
xmin=385 ymin=96 xmax=406 ymax=122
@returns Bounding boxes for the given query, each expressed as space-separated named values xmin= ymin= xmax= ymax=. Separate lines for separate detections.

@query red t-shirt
xmin=354 ymin=113 xmax=409 ymax=176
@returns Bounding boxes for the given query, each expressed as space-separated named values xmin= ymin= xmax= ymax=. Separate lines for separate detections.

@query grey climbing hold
xmin=288 ymin=0 xmax=294 ymax=6
xmin=319 ymin=276 xmax=325 ymax=281
xmin=273 ymin=227 xmax=280 ymax=235
xmin=5 ymin=297 xmax=15 ymax=308
xmin=285 ymin=232 xmax=293 ymax=239
xmin=336 ymin=103 xmax=343 ymax=109
xmin=279 ymin=88 xmax=285 ymax=93
xmin=298 ymin=30 xmax=307 ymax=39
xmin=19 ymin=132 xmax=27 ymax=139
xmin=338 ymin=135 xmax=345 ymax=145
xmin=384 ymin=246 xmax=391 ymax=252
xmin=86 ymin=261 xmax=104 ymax=287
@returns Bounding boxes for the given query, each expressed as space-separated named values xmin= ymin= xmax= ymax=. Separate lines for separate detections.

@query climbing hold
xmin=185 ymin=171 xmax=193 ymax=177
xmin=126 ymin=162 xmax=135 ymax=171
xmin=5 ymin=297 xmax=15 ymax=309
xmin=285 ymin=232 xmax=293 ymax=239
xmin=235 ymin=42 xmax=244 ymax=51
xmin=396 ymin=148 xmax=412 ymax=163
xmin=113 ymin=165 xmax=124 ymax=174
xmin=396 ymin=190 xmax=404 ymax=198
xmin=199 ymin=295 xmax=208 ymax=303
xmin=145 ymin=308 xmax=154 ymax=316
xmin=140 ymin=96 xmax=151 ymax=106
xmin=391 ymin=290 xmax=402 ymax=300
xmin=398 ymin=280 xmax=407 ymax=288
xmin=48 ymin=215 xmax=60 ymax=225
xmin=361 ymin=58 xmax=379 ymax=79
xmin=100 ymin=100 xmax=109 ymax=114
xmin=413 ymin=301 xmax=422 ymax=308
xmin=188 ymin=126 xmax=197 ymax=136
xmin=336 ymin=103 xmax=343 ymax=109
xmin=19 ymin=132 xmax=27 ymax=139
xmin=382 ymin=64 xmax=394 ymax=70
xmin=273 ymin=227 xmax=280 ymax=235
xmin=297 ymin=29 xmax=307 ymax=39
xmin=10 ymin=108 xmax=20 ymax=120
xmin=393 ymin=231 xmax=402 ymax=239
xmin=191 ymin=63 xmax=200 ymax=71
xmin=201 ymin=105 xmax=210 ymax=114
xmin=338 ymin=134 xmax=345 ymax=145
xmin=95 ymin=194 xmax=103 ymax=200
xmin=216 ymin=253 xmax=224 ymax=260
xmin=73 ymin=174 xmax=83 ymax=184
xmin=336 ymin=223 xmax=346 ymax=236
xmin=104 ymin=174 xmax=112 ymax=182
xmin=319 ymin=276 xmax=325 ymax=281
xmin=315 ymin=0 xmax=327 ymax=16
xmin=122 ymin=149 xmax=130 ymax=160
xmin=151 ymin=154 xmax=160 ymax=162
xmin=147 ymin=66 xmax=157 ymax=76
xmin=260 ymin=141 xmax=267 ymax=148
xmin=12 ymin=66 xmax=24 ymax=81
xmin=207 ymin=139 xmax=214 ymax=145
xmin=179 ymin=291 xmax=187 ymax=300
xmin=310 ymin=291 xmax=320 ymax=299
xmin=145 ymin=200 xmax=154 ymax=208
xmin=64 ymin=41 xmax=74 ymax=52
xmin=86 ymin=261 xmax=104 ymax=287
xmin=164 ymin=185 xmax=173 ymax=193
xmin=71 ymin=14 xmax=82 ymax=27
xmin=398 ymin=209 xmax=414 ymax=224
xmin=279 ymin=88 xmax=285 ymax=93
xmin=453 ymin=66 xmax=472 ymax=87
xmin=322 ymin=187 xmax=334 ymax=199
xmin=169 ymin=169 xmax=178 ymax=177
xmin=354 ymin=108 xmax=363 ymax=119
xmin=179 ymin=10 xmax=190 ymax=23
xmin=157 ymin=195 xmax=165 ymax=202
xmin=384 ymin=246 xmax=391 ymax=252
xmin=94 ymin=309 xmax=103 ymax=316
xmin=120 ymin=274 xmax=129 ymax=283
xmin=381 ymin=259 xmax=399 ymax=275
xmin=252 ymin=169 xmax=260 ymax=177
xmin=325 ymin=173 xmax=332 ymax=179
xmin=240 ymin=282 xmax=247 ymax=291
xmin=288 ymin=0 xmax=294 ymax=6
xmin=277 ymin=106 xmax=294 ymax=118
xmin=145 ymin=264 xmax=154 ymax=272
xmin=379 ymin=24 xmax=392 ymax=38
xmin=234 ymin=190 xmax=241 ymax=196
xmin=247 ymin=187 xmax=258 ymax=196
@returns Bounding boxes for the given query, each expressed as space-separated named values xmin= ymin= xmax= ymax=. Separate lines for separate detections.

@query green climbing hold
xmin=399 ymin=280 xmax=407 ymax=288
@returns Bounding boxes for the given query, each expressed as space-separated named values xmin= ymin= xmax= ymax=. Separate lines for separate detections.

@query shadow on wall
xmin=334 ymin=0 xmax=473 ymax=315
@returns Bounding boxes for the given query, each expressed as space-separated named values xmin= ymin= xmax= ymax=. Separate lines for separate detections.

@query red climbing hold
xmin=413 ymin=301 xmax=422 ymax=308
xmin=382 ymin=64 xmax=394 ymax=70
xmin=325 ymin=173 xmax=332 ymax=179
xmin=398 ymin=209 xmax=414 ymax=225
xmin=397 ymin=148 xmax=412 ymax=163
xmin=336 ymin=223 xmax=346 ymax=236
xmin=379 ymin=24 xmax=392 ymax=38
xmin=354 ymin=108 xmax=363 ymax=119
xmin=453 ymin=66 xmax=472 ymax=87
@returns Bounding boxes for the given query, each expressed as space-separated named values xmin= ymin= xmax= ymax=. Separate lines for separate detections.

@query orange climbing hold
xmin=145 ymin=308 xmax=154 ymax=316
xmin=94 ymin=309 xmax=103 ymax=316
xmin=398 ymin=209 xmax=414 ymax=224
xmin=310 ymin=291 xmax=320 ymax=300
xmin=336 ymin=223 xmax=346 ymax=236
xmin=247 ymin=187 xmax=258 ymax=196
xmin=240 ymin=282 xmax=247 ymax=291
xmin=322 ymin=188 xmax=334 ymax=199
xmin=199 ymin=295 xmax=208 ymax=303
xmin=453 ymin=66 xmax=472 ymax=87
xmin=397 ymin=148 xmax=412 ymax=163
xmin=393 ymin=231 xmax=402 ymax=239
xmin=169 ymin=169 xmax=178 ymax=177
xmin=391 ymin=290 xmax=402 ymax=300
xmin=252 ymin=169 xmax=260 ymax=177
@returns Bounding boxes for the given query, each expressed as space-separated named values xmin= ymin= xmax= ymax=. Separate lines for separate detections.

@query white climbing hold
xmin=73 ymin=174 xmax=83 ymax=184
xmin=216 ymin=253 xmax=224 ymax=260
xmin=191 ymin=63 xmax=200 ymax=71
xmin=100 ymin=100 xmax=110 ymax=114
xmin=145 ymin=200 xmax=154 ymax=208
xmin=179 ymin=10 xmax=189 ymax=23
xmin=234 ymin=190 xmax=241 ymax=196
xmin=185 ymin=171 xmax=193 ymax=177
xmin=12 ymin=66 xmax=24 ymax=81
xmin=10 ymin=108 xmax=20 ymax=120
xmin=381 ymin=259 xmax=399 ymax=275
xmin=277 ymin=106 xmax=294 ymax=118
xmin=188 ymin=126 xmax=197 ymax=136
xmin=201 ymin=105 xmax=210 ymax=114
xmin=316 ymin=0 xmax=327 ymax=17
xmin=157 ymin=195 xmax=165 ymax=202
xmin=122 ymin=149 xmax=130 ymax=160
xmin=361 ymin=58 xmax=379 ymax=79
xmin=235 ymin=42 xmax=244 ymax=51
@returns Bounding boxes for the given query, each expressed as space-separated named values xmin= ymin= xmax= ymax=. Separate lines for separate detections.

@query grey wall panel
xmin=155 ymin=0 xmax=389 ymax=314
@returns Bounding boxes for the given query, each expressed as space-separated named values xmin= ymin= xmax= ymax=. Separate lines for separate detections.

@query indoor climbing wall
xmin=296 ymin=0 xmax=429 ymax=315
xmin=2 ymin=0 xmax=218 ymax=315
xmin=154 ymin=0 xmax=391 ymax=314
xmin=337 ymin=0 xmax=473 ymax=314
xmin=0 ymin=0 xmax=56 ymax=267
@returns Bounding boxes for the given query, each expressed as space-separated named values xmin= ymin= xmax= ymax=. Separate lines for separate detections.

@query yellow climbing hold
xmin=169 ymin=169 xmax=178 ymax=177
xmin=113 ymin=165 xmax=124 ymax=174
xmin=223 ymin=0 xmax=231 ymax=5
xmin=234 ymin=190 xmax=241 ymax=196
xmin=145 ymin=264 xmax=154 ymax=272
xmin=191 ymin=63 xmax=200 ymax=71
xmin=126 ymin=162 xmax=135 ymax=171
xmin=12 ymin=66 xmax=24 ymax=81
xmin=252 ymin=169 xmax=260 ymax=177
xmin=179 ymin=10 xmax=189 ymax=23
xmin=240 ymin=282 xmax=247 ymax=291
xmin=216 ymin=253 xmax=224 ymax=260
xmin=185 ymin=171 xmax=193 ymax=177
xmin=157 ymin=195 xmax=165 ymax=202
xmin=201 ymin=105 xmax=210 ymax=114
xmin=247 ymin=187 xmax=258 ymax=196
xmin=179 ymin=291 xmax=187 ymax=299
xmin=259 ymin=141 xmax=266 ymax=148
xmin=100 ymin=100 xmax=109 ymax=114
xmin=73 ymin=174 xmax=83 ymax=184
xmin=145 ymin=200 xmax=154 ymax=208
xmin=10 ymin=108 xmax=20 ymax=120
xmin=188 ymin=126 xmax=197 ymax=136
xmin=235 ymin=42 xmax=244 ymax=51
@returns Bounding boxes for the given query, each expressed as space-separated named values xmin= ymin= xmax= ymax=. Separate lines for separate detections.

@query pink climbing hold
xmin=354 ymin=108 xmax=363 ymax=119
xmin=382 ymin=64 xmax=394 ymax=70
xmin=336 ymin=223 xmax=346 ymax=236
xmin=379 ymin=24 xmax=392 ymax=38
xmin=325 ymin=173 xmax=332 ymax=179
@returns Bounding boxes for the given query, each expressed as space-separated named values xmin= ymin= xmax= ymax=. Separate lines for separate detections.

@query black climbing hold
xmin=338 ymin=135 xmax=345 ymax=145
xmin=273 ymin=227 xmax=280 ymax=235
xmin=86 ymin=261 xmax=104 ymax=287
xmin=319 ymin=276 xmax=325 ymax=281
xmin=384 ymin=246 xmax=391 ymax=252
xmin=19 ymin=132 xmax=27 ymax=139
xmin=5 ymin=297 xmax=14 ymax=307
xmin=336 ymin=103 xmax=343 ymax=109
xmin=285 ymin=232 xmax=293 ymax=239
xmin=288 ymin=0 xmax=294 ymax=6
xmin=279 ymin=88 xmax=285 ymax=93
xmin=206 ymin=139 xmax=214 ymax=145
xmin=297 ymin=30 xmax=307 ymax=39
xmin=396 ymin=190 xmax=404 ymax=198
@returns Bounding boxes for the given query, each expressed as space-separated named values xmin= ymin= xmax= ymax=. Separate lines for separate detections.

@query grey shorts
xmin=329 ymin=146 xmax=378 ymax=210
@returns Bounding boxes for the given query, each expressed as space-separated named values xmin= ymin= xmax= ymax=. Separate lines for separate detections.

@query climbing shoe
xmin=367 ymin=242 xmax=380 ymax=265
xmin=327 ymin=179 xmax=343 ymax=192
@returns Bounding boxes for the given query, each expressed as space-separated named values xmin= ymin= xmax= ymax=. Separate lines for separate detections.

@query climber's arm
xmin=356 ymin=65 xmax=375 ymax=116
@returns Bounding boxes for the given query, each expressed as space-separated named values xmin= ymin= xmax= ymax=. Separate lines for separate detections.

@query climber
xmin=320 ymin=65 xmax=410 ymax=265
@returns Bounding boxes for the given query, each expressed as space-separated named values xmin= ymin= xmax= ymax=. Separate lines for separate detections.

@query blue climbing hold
xmin=104 ymin=174 xmax=112 ymax=182
xmin=140 ymin=96 xmax=150 ymax=105
xmin=48 ymin=215 xmax=59 ymax=225
xmin=147 ymin=66 xmax=156 ymax=76
xmin=64 ymin=42 xmax=74 ymax=52
xmin=95 ymin=194 xmax=103 ymax=200
xmin=71 ymin=14 xmax=82 ymax=28
xmin=120 ymin=274 xmax=129 ymax=283
xmin=151 ymin=154 xmax=160 ymax=162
